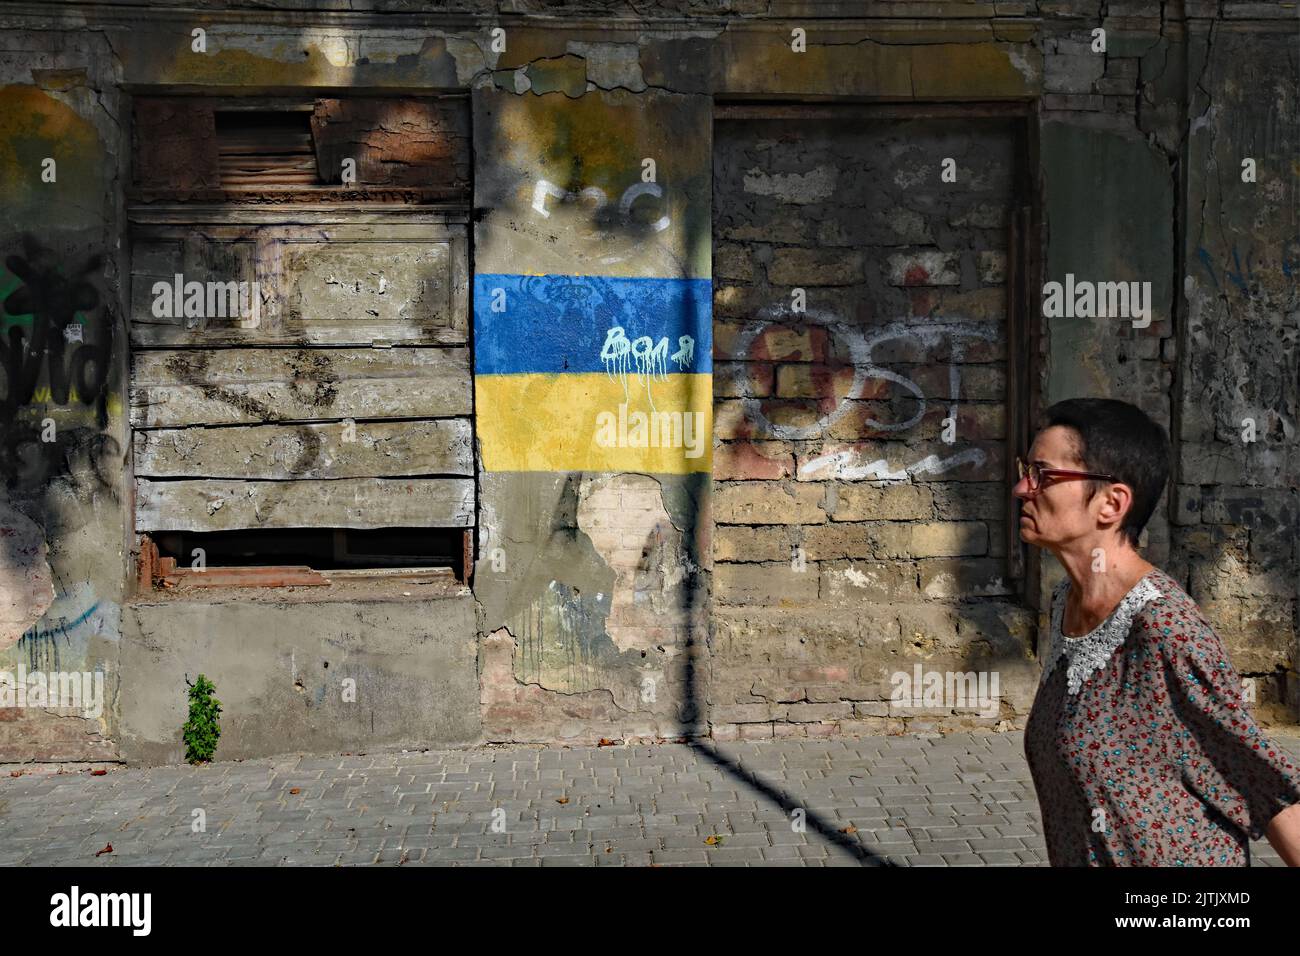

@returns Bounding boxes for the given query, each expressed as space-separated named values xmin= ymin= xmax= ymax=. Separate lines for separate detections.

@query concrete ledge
xmin=120 ymin=595 xmax=479 ymax=765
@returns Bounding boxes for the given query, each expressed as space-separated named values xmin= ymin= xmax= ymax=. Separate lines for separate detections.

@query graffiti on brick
xmin=725 ymin=302 xmax=999 ymax=478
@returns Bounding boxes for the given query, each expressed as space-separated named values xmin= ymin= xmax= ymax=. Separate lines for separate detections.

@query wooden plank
xmin=129 ymin=223 xmax=468 ymax=347
xmin=135 ymin=477 xmax=475 ymax=532
xmin=130 ymin=95 xmax=473 ymax=203
xmin=130 ymin=347 xmax=471 ymax=428
xmin=324 ymin=567 xmax=455 ymax=582
xmin=714 ymin=102 xmax=1032 ymax=121
xmin=215 ymin=111 xmax=317 ymax=188
xmin=129 ymin=208 xmax=468 ymax=227
xmin=280 ymin=238 xmax=460 ymax=345
xmin=462 ymin=527 xmax=473 ymax=586
xmin=311 ymin=98 xmax=471 ymax=191
xmin=132 ymin=99 xmax=221 ymax=194
xmin=136 ymin=535 xmax=160 ymax=592
xmin=160 ymin=566 xmax=329 ymax=589
xmin=133 ymin=419 xmax=473 ymax=479
xmin=130 ymin=187 xmax=469 ymax=205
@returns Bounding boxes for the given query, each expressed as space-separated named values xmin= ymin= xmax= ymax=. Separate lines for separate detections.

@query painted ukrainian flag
xmin=474 ymin=273 xmax=712 ymax=473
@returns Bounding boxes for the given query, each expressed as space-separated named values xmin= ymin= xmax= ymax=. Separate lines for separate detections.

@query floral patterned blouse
xmin=1024 ymin=567 xmax=1300 ymax=866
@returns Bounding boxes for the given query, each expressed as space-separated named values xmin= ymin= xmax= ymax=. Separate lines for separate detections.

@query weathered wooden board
xmin=132 ymin=99 xmax=220 ymax=193
xmin=129 ymin=223 xmax=468 ymax=347
xmin=311 ymin=98 xmax=471 ymax=190
xmin=131 ymin=95 xmax=472 ymax=204
xmin=135 ymin=477 xmax=475 ymax=531
xmin=282 ymin=239 xmax=456 ymax=343
xmin=130 ymin=347 xmax=471 ymax=428
xmin=133 ymin=419 xmax=473 ymax=479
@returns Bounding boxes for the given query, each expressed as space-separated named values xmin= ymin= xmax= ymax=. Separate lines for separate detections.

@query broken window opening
xmin=215 ymin=110 xmax=319 ymax=189
xmin=140 ymin=527 xmax=473 ymax=589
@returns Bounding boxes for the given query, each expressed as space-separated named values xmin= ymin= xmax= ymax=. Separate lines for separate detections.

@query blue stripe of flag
xmin=473 ymin=273 xmax=712 ymax=375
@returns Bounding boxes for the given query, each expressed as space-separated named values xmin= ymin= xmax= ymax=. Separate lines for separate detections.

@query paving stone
xmin=1 ymin=731 xmax=1294 ymax=867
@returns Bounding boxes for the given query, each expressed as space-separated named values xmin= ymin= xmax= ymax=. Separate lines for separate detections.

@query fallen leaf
xmin=90 ymin=769 xmax=107 ymax=776
xmin=840 ymin=824 xmax=858 ymax=835
xmin=289 ymin=787 xmax=301 ymax=795
xmin=94 ymin=843 xmax=113 ymax=857
xmin=704 ymin=834 xmax=725 ymax=846
xmin=598 ymin=738 xmax=618 ymax=747
xmin=556 ymin=797 xmax=569 ymax=805
xmin=9 ymin=771 xmax=21 ymax=778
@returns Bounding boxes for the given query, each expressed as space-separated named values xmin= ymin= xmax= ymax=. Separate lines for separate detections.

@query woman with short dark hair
xmin=1018 ymin=397 xmax=1300 ymax=866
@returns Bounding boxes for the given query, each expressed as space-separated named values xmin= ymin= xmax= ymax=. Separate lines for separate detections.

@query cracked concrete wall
xmin=0 ymin=0 xmax=1293 ymax=764
xmin=1036 ymin=2 xmax=1299 ymax=725
xmin=121 ymin=592 xmax=479 ymax=764
xmin=1175 ymin=17 xmax=1299 ymax=725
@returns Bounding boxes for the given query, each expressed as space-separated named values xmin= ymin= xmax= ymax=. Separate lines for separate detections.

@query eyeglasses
xmin=1015 ymin=456 xmax=1117 ymax=496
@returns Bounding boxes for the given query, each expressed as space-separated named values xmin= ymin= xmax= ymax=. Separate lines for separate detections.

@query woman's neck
xmin=1058 ymin=548 xmax=1156 ymax=633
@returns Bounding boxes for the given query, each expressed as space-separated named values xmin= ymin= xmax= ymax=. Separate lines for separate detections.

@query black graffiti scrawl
xmin=0 ymin=235 xmax=115 ymax=486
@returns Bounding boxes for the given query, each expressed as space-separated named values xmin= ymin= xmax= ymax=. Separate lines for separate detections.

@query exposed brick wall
xmin=709 ymin=117 xmax=1038 ymax=739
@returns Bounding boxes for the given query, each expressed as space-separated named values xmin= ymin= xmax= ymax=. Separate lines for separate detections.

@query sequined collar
xmin=1040 ymin=569 xmax=1163 ymax=695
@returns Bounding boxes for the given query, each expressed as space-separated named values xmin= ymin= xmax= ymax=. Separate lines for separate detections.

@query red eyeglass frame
xmin=1015 ymin=456 xmax=1117 ymax=496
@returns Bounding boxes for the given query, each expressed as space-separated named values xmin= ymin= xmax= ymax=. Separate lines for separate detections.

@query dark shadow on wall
xmin=672 ymin=111 xmax=894 ymax=866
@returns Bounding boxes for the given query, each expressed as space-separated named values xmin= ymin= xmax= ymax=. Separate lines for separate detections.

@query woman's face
xmin=1013 ymin=425 xmax=1104 ymax=550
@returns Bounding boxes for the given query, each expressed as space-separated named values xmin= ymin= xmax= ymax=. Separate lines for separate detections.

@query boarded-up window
xmin=132 ymin=97 xmax=470 ymax=202
xmin=215 ymin=110 xmax=319 ymax=188
xmin=129 ymin=96 xmax=473 ymax=589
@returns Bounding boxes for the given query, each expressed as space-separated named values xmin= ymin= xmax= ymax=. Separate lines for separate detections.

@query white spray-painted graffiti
xmin=729 ymin=304 xmax=1000 ymax=478
xmin=600 ymin=327 xmax=695 ymax=411
xmin=670 ymin=335 xmax=694 ymax=370
xmin=531 ymin=178 xmax=672 ymax=266
xmin=799 ymin=446 xmax=988 ymax=481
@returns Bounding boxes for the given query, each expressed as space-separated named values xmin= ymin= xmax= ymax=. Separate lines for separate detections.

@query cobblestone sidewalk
xmin=2 ymin=731 xmax=1296 ymax=867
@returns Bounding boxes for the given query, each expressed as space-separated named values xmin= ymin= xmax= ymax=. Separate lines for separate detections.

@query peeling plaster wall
xmin=1036 ymin=3 xmax=1299 ymax=724
xmin=0 ymin=0 xmax=1293 ymax=764
xmin=472 ymin=83 xmax=713 ymax=744
xmin=1174 ymin=19 xmax=1300 ymax=725
xmin=465 ymin=6 xmax=1040 ymax=746
xmin=0 ymin=34 xmax=129 ymax=762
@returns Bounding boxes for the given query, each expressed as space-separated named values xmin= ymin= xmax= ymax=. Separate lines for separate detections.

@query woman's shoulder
xmin=1132 ymin=567 xmax=1194 ymax=614
xmin=1130 ymin=568 xmax=1218 ymax=646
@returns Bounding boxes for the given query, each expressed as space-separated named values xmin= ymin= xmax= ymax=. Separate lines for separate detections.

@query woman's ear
xmin=1096 ymin=482 xmax=1134 ymax=529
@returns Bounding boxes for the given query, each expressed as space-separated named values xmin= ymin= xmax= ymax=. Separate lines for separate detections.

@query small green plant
xmin=182 ymin=674 xmax=222 ymax=764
